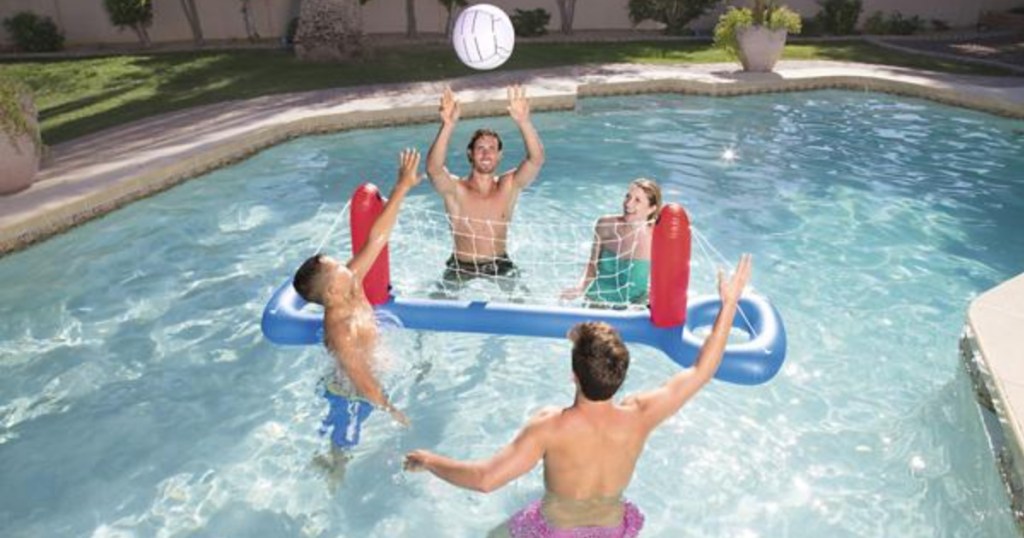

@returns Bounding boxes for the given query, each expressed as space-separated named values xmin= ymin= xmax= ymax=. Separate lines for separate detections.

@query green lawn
xmin=0 ymin=40 xmax=1012 ymax=145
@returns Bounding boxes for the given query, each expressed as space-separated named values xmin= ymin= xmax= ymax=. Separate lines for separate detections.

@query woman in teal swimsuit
xmin=562 ymin=179 xmax=663 ymax=307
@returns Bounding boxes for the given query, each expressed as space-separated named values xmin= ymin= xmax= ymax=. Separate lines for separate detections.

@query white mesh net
xmin=311 ymin=197 xmax=722 ymax=311
xmin=390 ymin=205 xmax=649 ymax=309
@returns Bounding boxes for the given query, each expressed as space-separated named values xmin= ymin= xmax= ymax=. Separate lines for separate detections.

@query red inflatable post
xmin=350 ymin=183 xmax=390 ymax=305
xmin=650 ymin=203 xmax=691 ymax=328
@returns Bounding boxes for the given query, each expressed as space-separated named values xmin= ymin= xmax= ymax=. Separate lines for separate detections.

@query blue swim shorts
xmin=319 ymin=383 xmax=374 ymax=449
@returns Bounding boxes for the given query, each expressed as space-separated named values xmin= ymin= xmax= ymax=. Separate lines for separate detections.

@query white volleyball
xmin=452 ymin=4 xmax=515 ymax=70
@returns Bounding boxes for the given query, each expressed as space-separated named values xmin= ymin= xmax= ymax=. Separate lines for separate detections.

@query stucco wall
xmin=0 ymin=0 xmax=1020 ymax=48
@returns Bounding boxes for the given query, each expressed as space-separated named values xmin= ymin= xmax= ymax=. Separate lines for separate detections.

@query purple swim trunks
xmin=508 ymin=499 xmax=644 ymax=538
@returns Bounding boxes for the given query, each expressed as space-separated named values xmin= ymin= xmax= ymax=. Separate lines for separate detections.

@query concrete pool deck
xmin=1 ymin=60 xmax=1023 ymax=514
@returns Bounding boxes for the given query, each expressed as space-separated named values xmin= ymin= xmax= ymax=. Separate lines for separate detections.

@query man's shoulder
xmin=531 ymin=405 xmax=563 ymax=420
xmin=524 ymin=405 xmax=563 ymax=429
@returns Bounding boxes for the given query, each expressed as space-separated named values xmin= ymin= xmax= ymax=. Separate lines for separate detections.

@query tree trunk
xmin=241 ymin=0 xmax=261 ymax=42
xmin=556 ymin=0 xmax=576 ymax=35
xmin=295 ymin=0 xmax=366 ymax=62
xmin=132 ymin=23 xmax=151 ymax=47
xmin=445 ymin=4 xmax=461 ymax=38
xmin=405 ymin=0 xmax=417 ymax=38
xmin=179 ymin=0 xmax=205 ymax=45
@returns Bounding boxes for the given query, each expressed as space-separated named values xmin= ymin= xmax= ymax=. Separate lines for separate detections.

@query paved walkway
xmin=871 ymin=32 xmax=1024 ymax=74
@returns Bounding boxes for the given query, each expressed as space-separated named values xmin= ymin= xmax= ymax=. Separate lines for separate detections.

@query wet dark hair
xmin=571 ymin=322 xmax=630 ymax=401
xmin=466 ymin=129 xmax=503 ymax=162
xmin=293 ymin=254 xmax=327 ymax=304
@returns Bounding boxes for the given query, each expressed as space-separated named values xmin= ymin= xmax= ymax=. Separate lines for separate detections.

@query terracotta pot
xmin=737 ymin=26 xmax=788 ymax=72
xmin=0 ymin=94 xmax=40 ymax=195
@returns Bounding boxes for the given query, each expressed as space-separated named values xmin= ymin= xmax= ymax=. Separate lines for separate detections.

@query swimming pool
xmin=1 ymin=90 xmax=1022 ymax=536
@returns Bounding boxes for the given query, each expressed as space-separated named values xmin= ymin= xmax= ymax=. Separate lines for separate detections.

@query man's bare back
xmin=404 ymin=255 xmax=754 ymax=534
xmin=528 ymin=400 xmax=650 ymax=527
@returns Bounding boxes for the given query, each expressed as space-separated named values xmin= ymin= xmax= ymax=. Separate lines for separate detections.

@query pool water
xmin=1 ymin=91 xmax=1022 ymax=537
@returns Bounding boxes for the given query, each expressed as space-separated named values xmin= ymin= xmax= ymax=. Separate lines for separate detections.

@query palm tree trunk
xmin=556 ymin=0 xmax=576 ymax=35
xmin=241 ymin=0 xmax=261 ymax=42
xmin=180 ymin=0 xmax=205 ymax=45
xmin=132 ymin=23 xmax=151 ymax=47
xmin=405 ymin=0 xmax=417 ymax=38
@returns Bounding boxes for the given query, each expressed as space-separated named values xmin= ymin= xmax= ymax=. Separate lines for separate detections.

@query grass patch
xmin=0 ymin=40 xmax=1013 ymax=145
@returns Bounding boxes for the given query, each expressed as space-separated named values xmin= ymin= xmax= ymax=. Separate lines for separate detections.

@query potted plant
xmin=714 ymin=0 xmax=802 ymax=72
xmin=0 ymin=77 xmax=41 ymax=195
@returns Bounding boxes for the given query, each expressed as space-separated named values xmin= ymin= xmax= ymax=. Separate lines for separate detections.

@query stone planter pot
xmin=0 ymin=93 xmax=40 ymax=195
xmin=737 ymin=26 xmax=788 ymax=72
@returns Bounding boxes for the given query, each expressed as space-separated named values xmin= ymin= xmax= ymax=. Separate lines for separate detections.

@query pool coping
xmin=964 ymin=273 xmax=1024 ymax=525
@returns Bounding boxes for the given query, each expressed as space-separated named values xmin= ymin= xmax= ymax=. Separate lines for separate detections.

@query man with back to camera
xmin=426 ymin=84 xmax=545 ymax=281
xmin=404 ymin=255 xmax=754 ymax=537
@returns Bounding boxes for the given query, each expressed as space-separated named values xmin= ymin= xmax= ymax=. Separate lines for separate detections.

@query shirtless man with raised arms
xmin=426 ymin=85 xmax=545 ymax=279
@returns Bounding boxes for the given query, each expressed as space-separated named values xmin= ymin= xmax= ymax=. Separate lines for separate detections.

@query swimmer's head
xmin=293 ymin=253 xmax=331 ymax=305
xmin=569 ymin=321 xmax=630 ymax=401
xmin=626 ymin=178 xmax=662 ymax=223
xmin=466 ymin=129 xmax=503 ymax=173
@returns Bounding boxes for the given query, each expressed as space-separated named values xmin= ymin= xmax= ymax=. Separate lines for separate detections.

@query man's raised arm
xmin=507 ymin=85 xmax=545 ymax=189
xmin=628 ymin=254 xmax=753 ymax=428
xmin=347 ymin=149 xmax=422 ymax=280
xmin=426 ymin=86 xmax=460 ymax=198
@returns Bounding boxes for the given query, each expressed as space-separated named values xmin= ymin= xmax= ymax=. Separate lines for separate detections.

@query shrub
xmin=813 ymin=0 xmax=861 ymax=35
xmin=863 ymin=10 xmax=923 ymax=35
xmin=511 ymin=8 xmax=550 ymax=37
xmin=714 ymin=2 xmax=801 ymax=59
xmin=103 ymin=0 xmax=153 ymax=29
xmin=800 ymin=16 xmax=822 ymax=37
xmin=0 ymin=76 xmax=41 ymax=151
xmin=285 ymin=16 xmax=299 ymax=45
xmin=628 ymin=0 xmax=721 ymax=36
xmin=2 ymin=12 xmax=65 ymax=53
xmin=862 ymin=10 xmax=885 ymax=34
xmin=103 ymin=0 xmax=153 ymax=45
xmin=888 ymin=12 xmax=923 ymax=35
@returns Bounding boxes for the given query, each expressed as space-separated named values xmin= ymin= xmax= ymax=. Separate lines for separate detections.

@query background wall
xmin=0 ymin=0 xmax=1021 ymax=49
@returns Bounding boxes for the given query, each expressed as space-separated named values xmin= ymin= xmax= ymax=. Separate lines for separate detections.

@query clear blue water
xmin=1 ymin=91 xmax=1023 ymax=537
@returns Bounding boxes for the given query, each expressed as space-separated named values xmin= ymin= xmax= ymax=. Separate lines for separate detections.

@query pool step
xmin=961 ymin=324 xmax=1024 ymax=530
xmin=962 ymin=272 xmax=1024 ymax=530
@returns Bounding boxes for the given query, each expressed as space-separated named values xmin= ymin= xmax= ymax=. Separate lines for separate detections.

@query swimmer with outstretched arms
xmin=405 ymin=254 xmax=753 ymax=536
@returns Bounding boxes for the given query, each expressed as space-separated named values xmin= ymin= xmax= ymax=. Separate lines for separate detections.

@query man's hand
xmin=389 ymin=405 xmax=411 ymax=427
xmin=397 ymin=148 xmax=422 ymax=189
xmin=718 ymin=253 xmax=752 ymax=306
xmin=403 ymin=449 xmax=433 ymax=472
xmin=439 ymin=86 xmax=460 ymax=126
xmin=560 ymin=284 xmax=584 ymax=301
xmin=507 ymin=85 xmax=530 ymax=125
